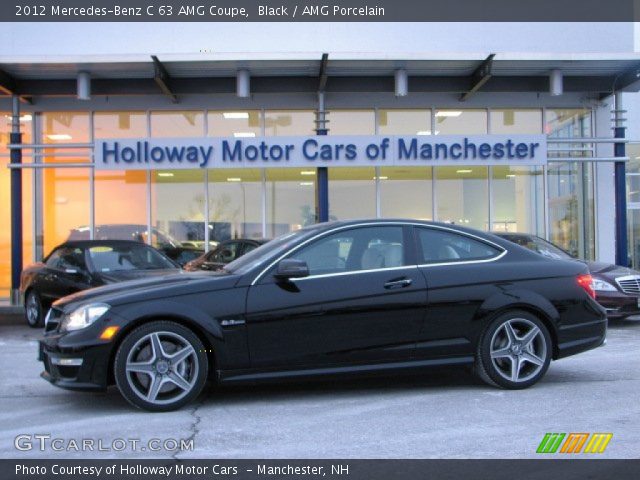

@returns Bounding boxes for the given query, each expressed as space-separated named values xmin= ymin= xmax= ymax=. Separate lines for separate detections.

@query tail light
xmin=577 ymin=274 xmax=595 ymax=299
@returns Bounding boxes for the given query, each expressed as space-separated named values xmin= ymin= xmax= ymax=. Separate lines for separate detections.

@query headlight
xmin=592 ymin=279 xmax=617 ymax=292
xmin=60 ymin=303 xmax=110 ymax=331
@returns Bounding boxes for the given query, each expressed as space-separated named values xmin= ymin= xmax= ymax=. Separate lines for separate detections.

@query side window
xmin=242 ymin=243 xmax=260 ymax=255
xmin=417 ymin=228 xmax=502 ymax=264
xmin=288 ymin=226 xmax=405 ymax=276
xmin=212 ymin=242 xmax=241 ymax=263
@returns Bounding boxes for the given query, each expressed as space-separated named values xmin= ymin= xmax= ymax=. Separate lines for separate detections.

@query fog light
xmin=50 ymin=357 xmax=83 ymax=366
xmin=100 ymin=326 xmax=120 ymax=341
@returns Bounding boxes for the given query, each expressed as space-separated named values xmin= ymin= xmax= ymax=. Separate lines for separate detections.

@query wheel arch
xmin=106 ymin=308 xmax=222 ymax=385
xmin=475 ymin=291 xmax=560 ymax=359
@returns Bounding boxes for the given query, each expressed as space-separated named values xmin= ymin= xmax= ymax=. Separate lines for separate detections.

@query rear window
xmin=416 ymin=228 xmax=503 ymax=264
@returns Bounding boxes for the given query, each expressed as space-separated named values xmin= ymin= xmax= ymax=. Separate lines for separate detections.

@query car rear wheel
xmin=25 ymin=290 xmax=44 ymax=328
xmin=476 ymin=310 xmax=551 ymax=389
xmin=114 ymin=321 xmax=208 ymax=412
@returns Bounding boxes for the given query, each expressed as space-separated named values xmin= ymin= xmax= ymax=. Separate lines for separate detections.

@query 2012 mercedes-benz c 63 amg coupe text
xmin=39 ymin=220 xmax=607 ymax=411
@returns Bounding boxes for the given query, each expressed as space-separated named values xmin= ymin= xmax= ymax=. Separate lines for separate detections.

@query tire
xmin=114 ymin=321 xmax=208 ymax=412
xmin=475 ymin=310 xmax=552 ymax=390
xmin=24 ymin=290 xmax=44 ymax=328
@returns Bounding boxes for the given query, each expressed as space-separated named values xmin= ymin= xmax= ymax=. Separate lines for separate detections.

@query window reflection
xmin=264 ymin=110 xmax=315 ymax=136
xmin=378 ymin=109 xmax=431 ymax=136
xmin=435 ymin=109 xmax=487 ymax=135
xmin=490 ymin=109 xmax=542 ymax=134
xmin=266 ymin=168 xmax=316 ymax=237
xmin=435 ymin=166 xmax=488 ymax=229
xmin=491 ymin=166 xmax=544 ymax=234
xmin=150 ymin=111 xmax=204 ymax=138
xmin=379 ymin=167 xmax=432 ymax=219
xmin=208 ymin=111 xmax=261 ymax=137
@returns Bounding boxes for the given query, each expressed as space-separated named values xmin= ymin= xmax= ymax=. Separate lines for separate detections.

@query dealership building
xmin=1 ymin=22 xmax=640 ymax=303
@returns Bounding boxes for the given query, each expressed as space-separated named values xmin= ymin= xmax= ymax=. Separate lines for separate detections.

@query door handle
xmin=384 ymin=278 xmax=413 ymax=289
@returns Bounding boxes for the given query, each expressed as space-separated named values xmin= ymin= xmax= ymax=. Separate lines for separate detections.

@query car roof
xmin=55 ymin=240 xmax=151 ymax=249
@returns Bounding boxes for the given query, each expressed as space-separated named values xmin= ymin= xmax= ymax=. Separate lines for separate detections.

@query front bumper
xmin=39 ymin=334 xmax=112 ymax=392
xmin=596 ymin=291 xmax=640 ymax=319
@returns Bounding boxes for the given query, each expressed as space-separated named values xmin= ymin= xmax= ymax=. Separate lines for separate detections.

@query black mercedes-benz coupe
xmin=39 ymin=220 xmax=606 ymax=411
xmin=21 ymin=240 xmax=180 ymax=327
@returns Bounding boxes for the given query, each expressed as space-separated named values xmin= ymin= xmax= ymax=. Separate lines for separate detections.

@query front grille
xmin=44 ymin=307 xmax=63 ymax=332
xmin=615 ymin=275 xmax=640 ymax=295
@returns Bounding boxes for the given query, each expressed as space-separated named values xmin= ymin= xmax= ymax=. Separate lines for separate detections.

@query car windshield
xmin=224 ymin=230 xmax=308 ymax=275
xmin=501 ymin=234 xmax=573 ymax=260
xmin=87 ymin=244 xmax=177 ymax=272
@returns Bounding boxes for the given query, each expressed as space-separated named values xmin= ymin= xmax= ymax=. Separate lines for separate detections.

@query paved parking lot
xmin=0 ymin=320 xmax=638 ymax=459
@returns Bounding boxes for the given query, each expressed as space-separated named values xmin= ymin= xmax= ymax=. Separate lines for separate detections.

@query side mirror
xmin=274 ymin=259 xmax=309 ymax=280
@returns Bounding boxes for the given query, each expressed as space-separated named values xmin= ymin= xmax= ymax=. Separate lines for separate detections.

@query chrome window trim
xmin=291 ymin=265 xmax=418 ymax=282
xmin=250 ymin=221 xmax=508 ymax=286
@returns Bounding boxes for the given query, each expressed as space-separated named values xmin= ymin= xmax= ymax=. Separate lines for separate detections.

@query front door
xmin=245 ymin=225 xmax=427 ymax=368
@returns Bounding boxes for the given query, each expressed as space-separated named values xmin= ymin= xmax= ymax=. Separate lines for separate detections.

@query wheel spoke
xmin=491 ymin=347 xmax=512 ymax=359
xmin=167 ymin=371 xmax=192 ymax=391
xmin=149 ymin=333 xmax=165 ymax=360
xmin=520 ymin=326 xmax=540 ymax=349
xmin=168 ymin=345 xmax=194 ymax=366
xmin=126 ymin=361 xmax=155 ymax=374
xmin=510 ymin=355 xmax=522 ymax=382
xmin=146 ymin=374 xmax=165 ymax=402
xmin=522 ymin=351 xmax=544 ymax=366
xmin=504 ymin=321 xmax=517 ymax=345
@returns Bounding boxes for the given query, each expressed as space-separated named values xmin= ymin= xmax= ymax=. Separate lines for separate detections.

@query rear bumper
xmin=556 ymin=318 xmax=607 ymax=359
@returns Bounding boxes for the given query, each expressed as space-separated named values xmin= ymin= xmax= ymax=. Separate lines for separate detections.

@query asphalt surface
xmin=0 ymin=320 xmax=638 ymax=459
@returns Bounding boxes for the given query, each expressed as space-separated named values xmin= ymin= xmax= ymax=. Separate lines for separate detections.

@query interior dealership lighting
xmin=227 ymin=177 xmax=242 ymax=182
xmin=236 ymin=69 xmax=251 ymax=98
xmin=300 ymin=170 xmax=316 ymax=175
xmin=77 ymin=71 xmax=91 ymax=100
xmin=223 ymin=112 xmax=250 ymax=119
xmin=157 ymin=172 xmax=174 ymax=177
xmin=46 ymin=134 xmax=72 ymax=141
xmin=394 ymin=69 xmax=408 ymax=97
xmin=233 ymin=132 xmax=256 ymax=138
xmin=436 ymin=111 xmax=462 ymax=117
xmin=550 ymin=69 xmax=563 ymax=96
xmin=456 ymin=169 xmax=473 ymax=174
xmin=373 ymin=176 xmax=389 ymax=180
xmin=506 ymin=174 xmax=516 ymax=178
xmin=299 ymin=182 xmax=314 ymax=186
xmin=4 ymin=114 xmax=32 ymax=122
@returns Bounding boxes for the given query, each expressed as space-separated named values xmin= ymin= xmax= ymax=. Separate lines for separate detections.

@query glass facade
xmin=0 ymin=107 xmax=601 ymax=298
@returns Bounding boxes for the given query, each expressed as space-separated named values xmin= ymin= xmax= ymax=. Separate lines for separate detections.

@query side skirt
xmin=218 ymin=356 xmax=475 ymax=384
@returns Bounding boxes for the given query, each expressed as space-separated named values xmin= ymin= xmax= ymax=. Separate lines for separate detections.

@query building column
xmin=315 ymin=92 xmax=329 ymax=223
xmin=614 ymin=93 xmax=628 ymax=267
xmin=10 ymin=95 xmax=23 ymax=305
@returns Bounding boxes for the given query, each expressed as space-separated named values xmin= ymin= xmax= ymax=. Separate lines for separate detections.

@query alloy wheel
xmin=125 ymin=331 xmax=200 ymax=406
xmin=489 ymin=318 xmax=547 ymax=383
xmin=25 ymin=292 xmax=42 ymax=327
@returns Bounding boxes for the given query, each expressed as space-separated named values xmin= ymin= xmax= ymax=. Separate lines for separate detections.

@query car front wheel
xmin=114 ymin=321 xmax=208 ymax=412
xmin=25 ymin=290 xmax=44 ymax=328
xmin=476 ymin=310 xmax=552 ymax=389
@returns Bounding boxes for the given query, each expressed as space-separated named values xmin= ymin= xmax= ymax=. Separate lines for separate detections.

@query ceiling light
xmin=5 ymin=114 xmax=32 ymax=122
xmin=436 ymin=111 xmax=462 ymax=117
xmin=227 ymin=177 xmax=242 ymax=182
xmin=456 ymin=169 xmax=472 ymax=174
xmin=299 ymin=182 xmax=314 ymax=186
xmin=46 ymin=134 xmax=72 ymax=141
xmin=416 ymin=131 xmax=431 ymax=136
xmin=373 ymin=176 xmax=389 ymax=180
xmin=223 ymin=112 xmax=249 ymax=119
xmin=158 ymin=172 xmax=174 ymax=177
xmin=506 ymin=174 xmax=516 ymax=178
xmin=233 ymin=132 xmax=256 ymax=138
xmin=300 ymin=171 xmax=316 ymax=175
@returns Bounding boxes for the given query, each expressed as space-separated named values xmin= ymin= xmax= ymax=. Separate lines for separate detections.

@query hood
xmin=95 ymin=268 xmax=181 ymax=283
xmin=53 ymin=270 xmax=239 ymax=312
xmin=586 ymin=261 xmax=639 ymax=278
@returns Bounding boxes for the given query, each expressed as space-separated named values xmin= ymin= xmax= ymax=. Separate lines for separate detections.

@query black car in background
xmin=39 ymin=220 xmax=606 ymax=411
xmin=21 ymin=240 xmax=180 ymax=327
xmin=184 ymin=238 xmax=269 ymax=272
xmin=495 ymin=232 xmax=640 ymax=320
xmin=160 ymin=246 xmax=204 ymax=267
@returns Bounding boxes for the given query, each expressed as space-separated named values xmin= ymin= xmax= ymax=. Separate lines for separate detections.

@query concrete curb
xmin=0 ymin=308 xmax=25 ymax=326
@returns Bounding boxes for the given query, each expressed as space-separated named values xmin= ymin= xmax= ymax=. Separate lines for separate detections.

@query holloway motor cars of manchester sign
xmin=94 ymin=135 xmax=547 ymax=170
